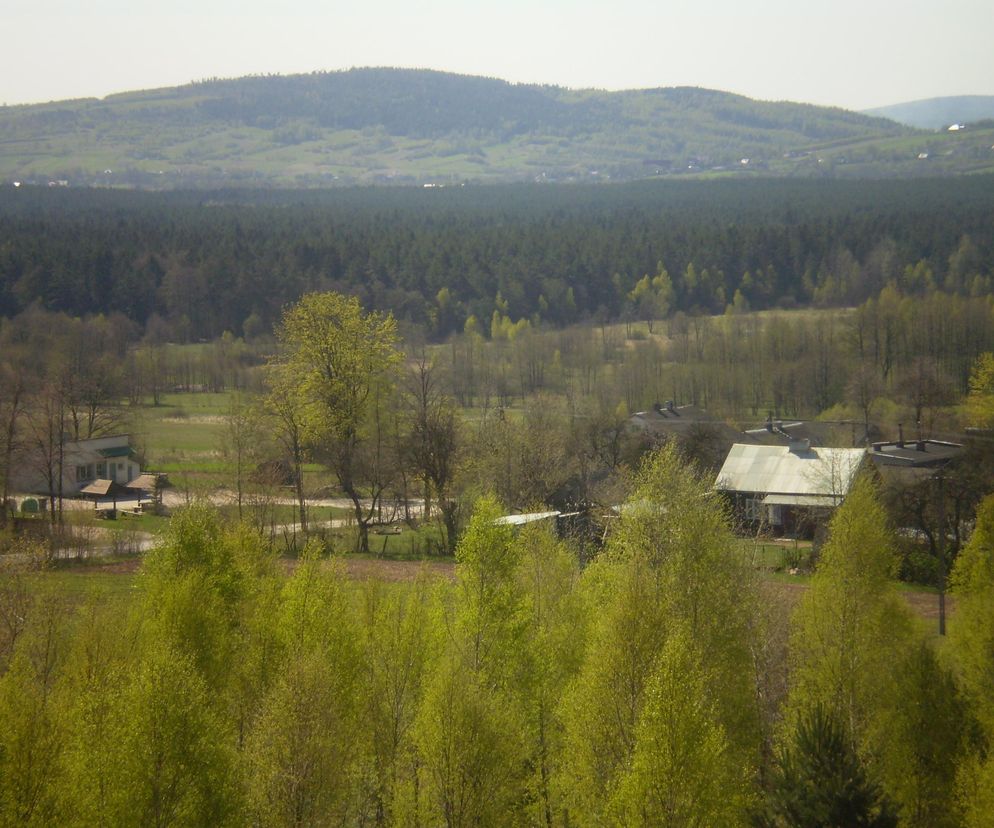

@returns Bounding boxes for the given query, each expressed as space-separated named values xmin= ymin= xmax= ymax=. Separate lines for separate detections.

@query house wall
xmin=11 ymin=435 xmax=141 ymax=496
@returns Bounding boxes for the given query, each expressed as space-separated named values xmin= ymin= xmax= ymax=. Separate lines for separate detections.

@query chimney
xmin=653 ymin=401 xmax=663 ymax=414
xmin=789 ymin=438 xmax=811 ymax=454
xmin=666 ymin=400 xmax=675 ymax=413
xmin=766 ymin=413 xmax=773 ymax=432
xmin=916 ymin=440 xmax=926 ymax=452
xmin=897 ymin=423 xmax=904 ymax=449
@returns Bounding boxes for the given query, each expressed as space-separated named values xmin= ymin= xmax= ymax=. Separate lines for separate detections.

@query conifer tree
xmin=758 ymin=705 xmax=897 ymax=828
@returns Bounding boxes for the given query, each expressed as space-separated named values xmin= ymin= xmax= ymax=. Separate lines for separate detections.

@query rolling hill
xmin=2 ymin=68 xmax=993 ymax=187
xmin=864 ymin=95 xmax=994 ymax=129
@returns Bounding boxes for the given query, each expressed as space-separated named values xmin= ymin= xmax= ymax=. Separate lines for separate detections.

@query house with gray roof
xmin=715 ymin=439 xmax=865 ymax=535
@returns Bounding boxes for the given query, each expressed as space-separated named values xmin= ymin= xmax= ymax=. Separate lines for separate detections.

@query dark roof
xmin=629 ymin=404 xmax=747 ymax=445
xmin=79 ymin=479 xmax=130 ymax=498
xmin=97 ymin=445 xmax=134 ymax=459
xmin=869 ymin=439 xmax=963 ymax=468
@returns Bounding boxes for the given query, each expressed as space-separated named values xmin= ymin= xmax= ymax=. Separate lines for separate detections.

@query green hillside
xmin=1 ymin=68 xmax=992 ymax=186
xmin=864 ymin=94 xmax=994 ymax=129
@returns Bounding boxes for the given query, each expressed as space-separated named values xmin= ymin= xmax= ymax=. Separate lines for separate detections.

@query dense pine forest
xmin=2 ymin=177 xmax=993 ymax=340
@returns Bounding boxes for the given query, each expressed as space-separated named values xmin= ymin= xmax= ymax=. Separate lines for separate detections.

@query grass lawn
xmin=734 ymin=537 xmax=813 ymax=571
xmin=134 ymin=391 xmax=330 ymax=493
xmin=139 ymin=392 xmax=230 ymax=472
xmin=64 ymin=509 xmax=171 ymax=536
xmin=313 ymin=521 xmax=450 ymax=559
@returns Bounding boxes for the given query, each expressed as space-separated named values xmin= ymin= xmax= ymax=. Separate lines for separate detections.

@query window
xmin=96 ymin=462 xmax=106 ymax=478
xmin=744 ymin=497 xmax=762 ymax=521
xmin=76 ymin=465 xmax=88 ymax=482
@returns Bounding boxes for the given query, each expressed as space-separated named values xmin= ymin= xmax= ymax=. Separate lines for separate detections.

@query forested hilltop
xmin=1 ymin=177 xmax=993 ymax=341
xmin=3 ymin=67 xmax=993 ymax=186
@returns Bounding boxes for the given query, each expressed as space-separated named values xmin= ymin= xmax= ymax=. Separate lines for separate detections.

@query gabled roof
xmin=126 ymin=473 xmax=169 ymax=491
xmin=79 ymin=479 xmax=130 ymax=498
xmin=715 ymin=443 xmax=865 ymax=501
xmin=629 ymin=405 xmax=750 ymax=446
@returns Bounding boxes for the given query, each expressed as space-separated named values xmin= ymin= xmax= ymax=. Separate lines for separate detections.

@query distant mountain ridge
xmin=864 ymin=95 xmax=994 ymax=129
xmin=1 ymin=68 xmax=993 ymax=187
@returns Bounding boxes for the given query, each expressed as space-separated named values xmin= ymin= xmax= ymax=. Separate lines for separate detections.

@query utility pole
xmin=936 ymin=470 xmax=947 ymax=636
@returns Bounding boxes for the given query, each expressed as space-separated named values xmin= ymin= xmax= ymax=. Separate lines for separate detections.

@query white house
xmin=715 ymin=440 xmax=865 ymax=533
xmin=12 ymin=434 xmax=142 ymax=497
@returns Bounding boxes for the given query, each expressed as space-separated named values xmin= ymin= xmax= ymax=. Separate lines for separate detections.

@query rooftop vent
xmin=789 ymin=438 xmax=811 ymax=454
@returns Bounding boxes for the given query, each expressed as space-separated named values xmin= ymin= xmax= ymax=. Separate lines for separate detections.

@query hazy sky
xmin=3 ymin=0 xmax=992 ymax=110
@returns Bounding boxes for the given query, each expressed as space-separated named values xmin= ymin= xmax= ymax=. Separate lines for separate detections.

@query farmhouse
xmin=12 ymin=434 xmax=142 ymax=497
xmin=715 ymin=440 xmax=865 ymax=534
xmin=628 ymin=400 xmax=750 ymax=469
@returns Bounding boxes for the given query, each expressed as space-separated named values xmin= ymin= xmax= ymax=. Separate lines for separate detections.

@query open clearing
xmin=43 ymin=556 xmax=947 ymax=623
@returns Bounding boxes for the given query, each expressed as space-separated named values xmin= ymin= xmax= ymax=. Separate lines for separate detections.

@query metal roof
xmin=97 ymin=446 xmax=134 ymax=458
xmin=494 ymin=511 xmax=560 ymax=526
xmin=764 ymin=493 xmax=841 ymax=507
xmin=715 ymin=443 xmax=864 ymax=498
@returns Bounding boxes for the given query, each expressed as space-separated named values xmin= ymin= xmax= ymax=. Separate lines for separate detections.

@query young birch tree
xmin=560 ymin=444 xmax=761 ymax=826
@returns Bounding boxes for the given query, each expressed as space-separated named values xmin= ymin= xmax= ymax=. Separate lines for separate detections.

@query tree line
xmin=1 ymin=177 xmax=992 ymax=341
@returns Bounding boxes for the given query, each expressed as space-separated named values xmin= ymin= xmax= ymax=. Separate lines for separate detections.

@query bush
xmin=899 ymin=545 xmax=939 ymax=587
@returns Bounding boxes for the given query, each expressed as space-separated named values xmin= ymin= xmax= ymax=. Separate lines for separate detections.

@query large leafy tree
xmin=270 ymin=292 xmax=402 ymax=553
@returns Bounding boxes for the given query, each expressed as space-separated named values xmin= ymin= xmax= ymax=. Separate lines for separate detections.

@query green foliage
xmin=453 ymin=495 xmax=522 ymax=677
xmin=360 ymin=575 xmax=439 ymax=824
xmin=561 ymin=444 xmax=760 ymax=824
xmin=3 ymin=178 xmax=994 ymax=343
xmin=274 ymin=291 xmax=401 ymax=443
xmin=949 ymin=495 xmax=994 ymax=737
xmin=0 ymin=613 xmax=67 ymax=825
xmin=415 ymin=658 xmax=526 ymax=827
xmin=613 ymin=631 xmax=750 ymax=826
xmin=106 ymin=640 xmax=240 ymax=826
xmin=0 ymin=457 xmax=987 ymax=826
xmin=782 ymin=476 xmax=968 ymax=824
xmin=758 ymin=705 xmax=897 ymax=828
xmin=784 ymin=474 xmax=910 ymax=732
xmin=966 ymin=352 xmax=994 ymax=429
xmin=246 ymin=544 xmax=365 ymax=825
xmin=0 ymin=67 xmax=940 ymax=188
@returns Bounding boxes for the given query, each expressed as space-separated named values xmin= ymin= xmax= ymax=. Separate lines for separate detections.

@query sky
xmin=2 ymin=0 xmax=992 ymax=111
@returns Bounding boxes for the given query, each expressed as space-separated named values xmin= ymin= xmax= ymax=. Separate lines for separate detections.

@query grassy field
xmin=136 ymin=390 xmax=330 ymax=494
xmin=139 ymin=391 xmax=232 ymax=474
